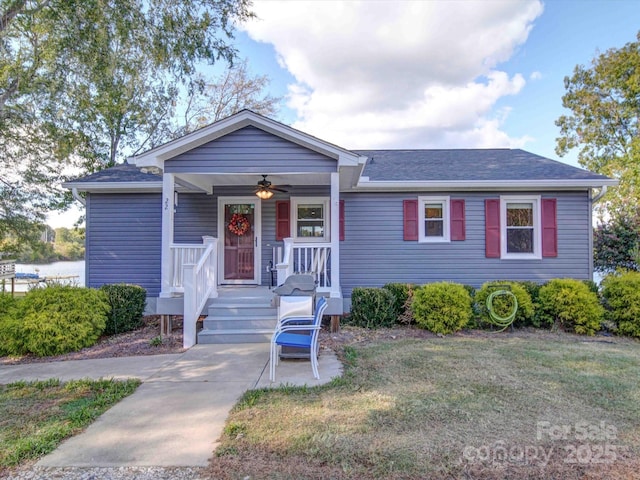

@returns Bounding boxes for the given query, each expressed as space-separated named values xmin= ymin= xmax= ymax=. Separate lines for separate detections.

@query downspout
xmin=72 ymin=187 xmax=86 ymax=206
xmin=592 ymin=185 xmax=608 ymax=203
xmin=589 ymin=185 xmax=608 ymax=283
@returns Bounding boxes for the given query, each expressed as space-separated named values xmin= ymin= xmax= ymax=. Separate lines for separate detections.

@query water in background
xmin=15 ymin=260 xmax=85 ymax=287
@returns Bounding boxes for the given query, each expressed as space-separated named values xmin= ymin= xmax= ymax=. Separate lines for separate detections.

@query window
xmin=419 ymin=196 xmax=450 ymax=243
xmin=500 ymin=196 xmax=541 ymax=259
xmin=291 ymin=197 xmax=330 ymax=242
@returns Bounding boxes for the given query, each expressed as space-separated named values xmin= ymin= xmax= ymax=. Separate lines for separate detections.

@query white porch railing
xmin=170 ymin=244 xmax=208 ymax=292
xmin=183 ymin=237 xmax=218 ymax=348
xmin=276 ymin=238 xmax=332 ymax=291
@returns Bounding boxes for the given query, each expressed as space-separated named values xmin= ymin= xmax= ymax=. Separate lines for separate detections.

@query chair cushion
xmin=274 ymin=332 xmax=312 ymax=348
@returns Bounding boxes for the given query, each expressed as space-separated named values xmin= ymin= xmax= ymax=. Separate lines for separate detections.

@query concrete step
xmin=207 ymin=304 xmax=276 ymax=317
xmin=202 ymin=316 xmax=277 ymax=331
xmin=197 ymin=329 xmax=273 ymax=344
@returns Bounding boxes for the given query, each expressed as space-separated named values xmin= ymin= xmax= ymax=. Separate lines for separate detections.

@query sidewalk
xmin=0 ymin=344 xmax=342 ymax=467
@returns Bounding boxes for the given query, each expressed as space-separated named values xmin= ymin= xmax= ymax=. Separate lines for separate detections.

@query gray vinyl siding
xmin=86 ymin=193 xmax=162 ymax=296
xmin=339 ymin=191 xmax=592 ymax=298
xmin=174 ymin=194 xmax=217 ymax=243
xmin=165 ymin=126 xmax=337 ymax=173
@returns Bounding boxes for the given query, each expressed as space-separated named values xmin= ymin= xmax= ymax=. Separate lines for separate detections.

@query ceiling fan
xmin=254 ymin=175 xmax=288 ymax=199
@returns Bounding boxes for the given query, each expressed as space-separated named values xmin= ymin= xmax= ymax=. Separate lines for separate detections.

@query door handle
xmin=255 ymin=237 xmax=258 ymax=247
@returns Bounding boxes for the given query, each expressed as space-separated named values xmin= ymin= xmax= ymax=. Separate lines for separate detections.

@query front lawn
xmin=0 ymin=378 xmax=140 ymax=475
xmin=210 ymin=332 xmax=640 ymax=479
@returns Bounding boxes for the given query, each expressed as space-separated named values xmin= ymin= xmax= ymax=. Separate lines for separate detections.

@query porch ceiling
xmin=175 ymin=172 xmax=332 ymax=193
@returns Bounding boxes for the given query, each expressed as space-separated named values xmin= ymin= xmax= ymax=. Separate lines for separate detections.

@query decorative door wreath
xmin=228 ymin=213 xmax=250 ymax=236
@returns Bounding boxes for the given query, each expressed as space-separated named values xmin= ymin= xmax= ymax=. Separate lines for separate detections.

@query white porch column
xmin=160 ymin=172 xmax=175 ymax=298
xmin=330 ymin=171 xmax=340 ymax=297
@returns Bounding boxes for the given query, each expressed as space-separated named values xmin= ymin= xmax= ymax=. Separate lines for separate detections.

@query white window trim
xmin=500 ymin=195 xmax=542 ymax=260
xmin=291 ymin=196 xmax=330 ymax=243
xmin=418 ymin=196 xmax=450 ymax=243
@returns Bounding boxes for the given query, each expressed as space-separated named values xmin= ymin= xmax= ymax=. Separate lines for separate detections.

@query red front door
xmin=223 ymin=203 xmax=256 ymax=281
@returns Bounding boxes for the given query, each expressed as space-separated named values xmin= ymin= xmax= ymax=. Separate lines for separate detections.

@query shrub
xmin=100 ymin=284 xmax=147 ymax=335
xmin=475 ymin=281 xmax=535 ymax=328
xmin=347 ymin=287 xmax=396 ymax=328
xmin=517 ymin=281 xmax=543 ymax=306
xmin=601 ymin=271 xmax=640 ymax=337
xmin=0 ymin=294 xmax=22 ymax=356
xmin=538 ymin=279 xmax=604 ymax=335
xmin=412 ymin=282 xmax=472 ymax=335
xmin=7 ymin=286 xmax=109 ymax=356
xmin=382 ymin=283 xmax=417 ymax=321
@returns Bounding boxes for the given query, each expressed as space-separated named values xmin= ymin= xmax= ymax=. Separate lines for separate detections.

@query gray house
xmin=64 ymin=110 xmax=616 ymax=347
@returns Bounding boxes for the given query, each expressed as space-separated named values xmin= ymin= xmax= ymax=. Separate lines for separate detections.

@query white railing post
xmin=276 ymin=237 xmax=294 ymax=286
xmin=183 ymin=263 xmax=197 ymax=348
xmin=203 ymin=236 xmax=218 ymax=299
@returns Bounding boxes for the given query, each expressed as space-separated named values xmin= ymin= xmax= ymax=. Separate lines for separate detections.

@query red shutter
xmin=485 ymin=199 xmax=500 ymax=257
xmin=275 ymin=200 xmax=290 ymax=241
xmin=403 ymin=199 xmax=419 ymax=241
xmin=450 ymin=199 xmax=466 ymax=241
xmin=542 ymin=198 xmax=558 ymax=257
xmin=339 ymin=200 xmax=345 ymax=241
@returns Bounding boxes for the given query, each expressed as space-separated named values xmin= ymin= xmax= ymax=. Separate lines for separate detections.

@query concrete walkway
xmin=0 ymin=344 xmax=342 ymax=467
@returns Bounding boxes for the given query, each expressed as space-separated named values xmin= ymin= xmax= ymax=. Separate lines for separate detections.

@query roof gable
xmin=131 ymin=110 xmax=363 ymax=169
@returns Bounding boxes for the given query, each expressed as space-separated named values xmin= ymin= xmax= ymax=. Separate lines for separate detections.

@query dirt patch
xmin=0 ymin=316 xmax=185 ymax=365
xmin=319 ymin=323 xmax=636 ymax=352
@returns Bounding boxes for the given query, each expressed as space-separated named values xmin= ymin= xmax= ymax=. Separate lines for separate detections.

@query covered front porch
xmin=129 ymin=111 xmax=366 ymax=348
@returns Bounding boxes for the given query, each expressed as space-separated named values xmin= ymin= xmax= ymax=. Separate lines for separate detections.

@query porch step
xmin=197 ymin=299 xmax=278 ymax=344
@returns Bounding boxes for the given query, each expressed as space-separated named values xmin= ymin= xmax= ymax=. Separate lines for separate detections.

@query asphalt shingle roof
xmin=70 ymin=149 xmax=610 ymax=185
xmin=354 ymin=149 xmax=610 ymax=182
xmin=70 ymin=163 xmax=161 ymax=183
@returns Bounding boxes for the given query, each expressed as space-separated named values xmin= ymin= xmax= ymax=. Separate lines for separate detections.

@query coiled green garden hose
xmin=486 ymin=288 xmax=518 ymax=332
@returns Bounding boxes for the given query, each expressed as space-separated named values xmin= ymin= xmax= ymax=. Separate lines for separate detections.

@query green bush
xmin=100 ymin=284 xmax=147 ymax=335
xmin=517 ymin=281 xmax=543 ymax=306
xmin=347 ymin=287 xmax=397 ymax=329
xmin=0 ymin=294 xmax=22 ymax=356
xmin=382 ymin=283 xmax=417 ymax=321
xmin=538 ymin=279 xmax=604 ymax=335
xmin=4 ymin=286 xmax=109 ymax=356
xmin=412 ymin=282 xmax=472 ymax=335
xmin=601 ymin=271 xmax=640 ymax=337
xmin=475 ymin=281 xmax=535 ymax=328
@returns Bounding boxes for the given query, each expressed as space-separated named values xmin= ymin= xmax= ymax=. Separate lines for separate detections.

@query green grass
xmin=209 ymin=333 xmax=640 ymax=479
xmin=0 ymin=378 xmax=140 ymax=472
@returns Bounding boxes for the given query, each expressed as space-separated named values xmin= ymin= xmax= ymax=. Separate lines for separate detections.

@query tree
xmin=0 ymin=0 xmax=253 ymax=245
xmin=174 ymin=60 xmax=282 ymax=136
xmin=556 ymin=32 xmax=640 ymax=214
xmin=594 ymin=209 xmax=640 ymax=273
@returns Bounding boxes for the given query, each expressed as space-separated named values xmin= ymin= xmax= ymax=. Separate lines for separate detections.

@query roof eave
xmin=352 ymin=178 xmax=619 ymax=191
xmin=62 ymin=181 xmax=163 ymax=193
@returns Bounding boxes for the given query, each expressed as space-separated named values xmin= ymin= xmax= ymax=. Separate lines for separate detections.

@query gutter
xmin=353 ymin=178 xmax=619 ymax=191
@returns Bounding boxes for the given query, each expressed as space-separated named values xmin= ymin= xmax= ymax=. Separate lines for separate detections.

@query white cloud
xmin=530 ymin=71 xmax=543 ymax=80
xmin=241 ymin=0 xmax=543 ymax=148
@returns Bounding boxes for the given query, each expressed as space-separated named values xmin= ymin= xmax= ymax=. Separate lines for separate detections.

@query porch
xmin=158 ymin=240 xmax=343 ymax=348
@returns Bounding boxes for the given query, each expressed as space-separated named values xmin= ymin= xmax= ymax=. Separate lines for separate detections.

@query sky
xmin=48 ymin=0 xmax=639 ymax=228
